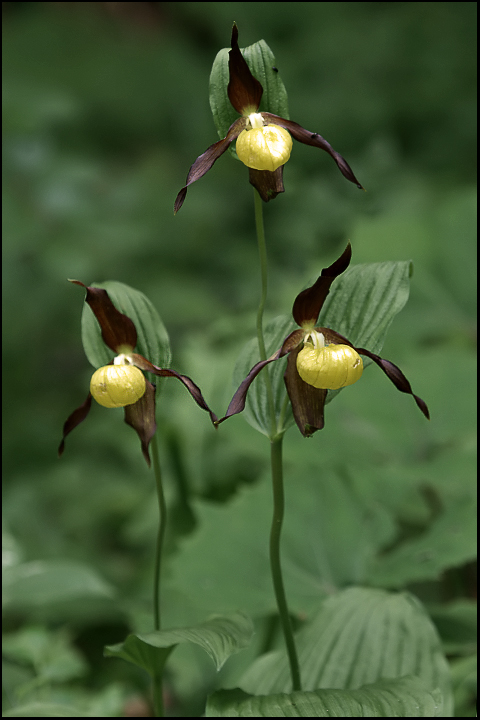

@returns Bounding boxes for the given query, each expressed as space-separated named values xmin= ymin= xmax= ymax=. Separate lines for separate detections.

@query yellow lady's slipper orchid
xmin=90 ymin=360 xmax=146 ymax=409
xmin=59 ymin=283 xmax=217 ymax=466
xmin=236 ymin=113 xmax=293 ymax=172
xmin=296 ymin=331 xmax=363 ymax=390
xmin=174 ymin=25 xmax=362 ymax=213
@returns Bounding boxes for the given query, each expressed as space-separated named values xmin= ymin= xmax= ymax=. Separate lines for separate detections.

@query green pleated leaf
xmin=239 ymin=587 xmax=453 ymax=715
xmin=206 ymin=676 xmax=444 ymax=717
xmin=243 ymin=41 xmax=289 ymax=119
xmin=2 ymin=560 xmax=115 ymax=609
xmin=209 ymin=47 xmax=234 ymax=142
xmin=233 ymin=260 xmax=412 ymax=436
xmin=319 ymin=258 xmax=412 ymax=405
xmin=319 ymin=259 xmax=412 ymax=353
xmin=104 ymin=612 xmax=253 ymax=677
xmin=80 ymin=281 xmax=171 ymax=370
xmin=210 ymin=38 xmax=289 ymax=143
xmin=233 ymin=315 xmax=296 ymax=436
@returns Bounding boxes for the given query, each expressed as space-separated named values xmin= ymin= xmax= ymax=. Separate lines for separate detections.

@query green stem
xmin=151 ymin=432 xmax=166 ymax=631
xmin=253 ymin=189 xmax=277 ymax=439
xmin=270 ymin=436 xmax=302 ymax=692
xmin=253 ymin=189 xmax=301 ymax=692
xmin=151 ymin=431 xmax=166 ymax=717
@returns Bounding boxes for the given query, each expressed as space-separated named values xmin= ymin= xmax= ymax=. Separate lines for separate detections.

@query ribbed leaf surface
xmin=206 ymin=676 xmax=444 ymax=717
xmin=319 ymin=260 xmax=412 ymax=352
xmin=105 ymin=612 xmax=253 ymax=676
xmin=240 ymin=588 xmax=452 ymax=715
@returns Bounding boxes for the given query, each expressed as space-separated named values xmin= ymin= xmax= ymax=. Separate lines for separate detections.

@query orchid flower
xmin=174 ymin=25 xmax=363 ymax=213
xmin=59 ymin=282 xmax=217 ymax=465
xmin=218 ymin=244 xmax=429 ymax=436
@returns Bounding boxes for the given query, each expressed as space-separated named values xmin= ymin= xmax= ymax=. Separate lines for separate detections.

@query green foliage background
xmin=3 ymin=2 xmax=476 ymax=716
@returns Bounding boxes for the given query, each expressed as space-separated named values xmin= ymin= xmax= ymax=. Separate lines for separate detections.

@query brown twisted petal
xmin=292 ymin=243 xmax=352 ymax=327
xmin=216 ymin=329 xmax=304 ymax=424
xmin=284 ymin=346 xmax=327 ymax=437
xmin=227 ymin=23 xmax=263 ymax=115
xmin=124 ymin=380 xmax=157 ymax=466
xmin=261 ymin=113 xmax=364 ymax=190
xmin=356 ymin=348 xmax=430 ymax=420
xmin=130 ymin=354 xmax=218 ymax=425
xmin=58 ymin=392 xmax=93 ymax=457
xmin=69 ymin=281 xmax=137 ymax=353
xmin=174 ymin=118 xmax=246 ymax=214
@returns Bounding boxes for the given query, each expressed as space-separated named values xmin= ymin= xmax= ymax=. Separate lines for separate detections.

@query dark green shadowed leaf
xmin=239 ymin=587 xmax=453 ymax=715
xmin=367 ymin=493 xmax=477 ymax=588
xmin=206 ymin=677 xmax=444 ymax=717
xmin=104 ymin=612 xmax=253 ymax=677
xmin=210 ymin=38 xmax=289 ymax=143
xmin=233 ymin=315 xmax=297 ymax=437
xmin=80 ymin=281 xmax=171 ymax=370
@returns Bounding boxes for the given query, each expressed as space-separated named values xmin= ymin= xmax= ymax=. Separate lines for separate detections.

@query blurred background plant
xmin=2 ymin=2 xmax=476 ymax=716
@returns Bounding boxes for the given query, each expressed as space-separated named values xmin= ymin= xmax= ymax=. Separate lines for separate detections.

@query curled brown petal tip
xmin=217 ymin=331 xmax=302 ymax=425
xmin=357 ymin=348 xmax=430 ymax=420
xmin=262 ymin=113 xmax=363 ymax=190
xmin=130 ymin=354 xmax=218 ymax=426
xmin=174 ymin=120 xmax=245 ymax=214
xmin=58 ymin=393 xmax=93 ymax=457
xmin=217 ymin=354 xmax=280 ymax=424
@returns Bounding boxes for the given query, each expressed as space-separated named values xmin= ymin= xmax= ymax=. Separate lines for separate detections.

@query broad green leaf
xmin=210 ymin=39 xmax=289 ymax=143
xmin=3 ymin=703 xmax=87 ymax=717
xmin=234 ymin=259 xmax=412 ymax=436
xmin=2 ymin=560 xmax=114 ymax=609
xmin=449 ymin=654 xmax=477 ymax=718
xmin=206 ymin=676 xmax=444 ymax=717
xmin=319 ymin=260 xmax=412 ymax=353
xmin=367 ymin=493 xmax=477 ymax=588
xmin=243 ymin=41 xmax=290 ymax=119
xmin=104 ymin=612 xmax=253 ymax=677
xmin=239 ymin=587 xmax=453 ymax=715
xmin=429 ymin=599 xmax=477 ymax=654
xmin=168 ymin=469 xmax=395 ymax=619
xmin=80 ymin=281 xmax=171 ymax=371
